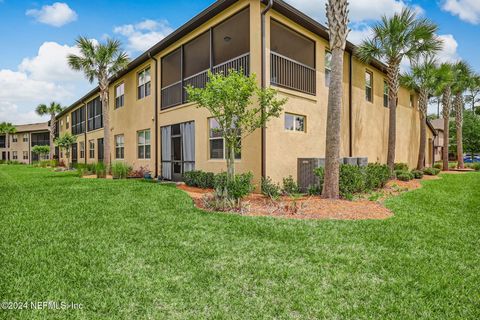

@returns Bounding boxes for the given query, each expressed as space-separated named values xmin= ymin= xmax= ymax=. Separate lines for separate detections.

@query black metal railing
xmin=270 ymin=52 xmax=316 ymax=95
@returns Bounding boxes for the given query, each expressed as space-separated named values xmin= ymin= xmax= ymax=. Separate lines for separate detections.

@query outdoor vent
xmin=297 ymin=157 xmax=369 ymax=192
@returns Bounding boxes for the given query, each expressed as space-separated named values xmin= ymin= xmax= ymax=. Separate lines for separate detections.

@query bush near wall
xmin=184 ymin=171 xmax=215 ymax=189
xmin=423 ymin=167 xmax=441 ymax=176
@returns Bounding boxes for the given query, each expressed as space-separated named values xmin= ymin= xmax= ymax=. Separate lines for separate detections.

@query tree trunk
xmin=455 ymin=93 xmax=464 ymax=169
xmin=442 ymin=87 xmax=451 ymax=171
xmin=387 ymin=61 xmax=400 ymax=170
xmin=100 ymin=80 xmax=110 ymax=168
xmin=322 ymin=0 xmax=348 ymax=199
xmin=49 ymin=114 xmax=56 ymax=161
xmin=227 ymin=143 xmax=235 ymax=181
xmin=417 ymin=89 xmax=428 ymax=170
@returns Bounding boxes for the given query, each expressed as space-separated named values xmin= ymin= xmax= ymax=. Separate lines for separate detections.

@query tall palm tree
xmin=433 ymin=63 xmax=455 ymax=171
xmin=68 ymin=37 xmax=129 ymax=167
xmin=322 ymin=0 xmax=349 ymax=199
xmin=0 ymin=122 xmax=17 ymax=161
xmin=356 ymin=8 xmax=442 ymax=170
xmin=36 ymin=102 xmax=64 ymax=160
xmin=451 ymin=61 xmax=472 ymax=169
xmin=400 ymin=55 xmax=437 ymax=170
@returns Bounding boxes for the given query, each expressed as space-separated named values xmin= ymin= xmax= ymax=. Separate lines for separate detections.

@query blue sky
xmin=0 ymin=0 xmax=478 ymax=124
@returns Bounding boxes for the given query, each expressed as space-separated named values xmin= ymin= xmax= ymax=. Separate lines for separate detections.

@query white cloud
xmin=26 ymin=2 xmax=77 ymax=27
xmin=347 ymin=24 xmax=373 ymax=45
xmin=0 ymin=102 xmax=45 ymax=125
xmin=113 ymin=19 xmax=173 ymax=53
xmin=442 ymin=0 xmax=480 ymax=24
xmin=436 ymin=34 xmax=460 ymax=63
xmin=285 ymin=0 xmax=423 ymax=23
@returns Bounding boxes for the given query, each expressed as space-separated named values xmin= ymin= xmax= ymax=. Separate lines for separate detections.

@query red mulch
xmin=177 ymin=176 xmax=440 ymax=221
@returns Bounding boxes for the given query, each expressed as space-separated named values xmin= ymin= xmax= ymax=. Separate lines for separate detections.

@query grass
xmin=0 ymin=165 xmax=479 ymax=319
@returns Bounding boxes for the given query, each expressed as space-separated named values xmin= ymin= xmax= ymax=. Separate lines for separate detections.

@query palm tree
xmin=322 ymin=0 xmax=349 ymax=199
xmin=0 ymin=122 xmax=17 ymax=161
xmin=433 ymin=63 xmax=455 ymax=171
xmin=400 ymin=55 xmax=437 ymax=170
xmin=451 ymin=61 xmax=472 ymax=169
xmin=36 ymin=102 xmax=64 ymax=160
xmin=68 ymin=37 xmax=129 ymax=167
xmin=356 ymin=8 xmax=442 ymax=170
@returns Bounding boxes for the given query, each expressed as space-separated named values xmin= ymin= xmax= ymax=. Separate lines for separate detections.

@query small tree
xmin=35 ymin=102 xmax=64 ymax=160
xmin=32 ymin=145 xmax=50 ymax=161
xmin=55 ymin=133 xmax=77 ymax=168
xmin=186 ymin=70 xmax=286 ymax=185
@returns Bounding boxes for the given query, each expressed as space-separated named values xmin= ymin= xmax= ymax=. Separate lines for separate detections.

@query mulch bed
xmin=177 ymin=176 xmax=441 ymax=221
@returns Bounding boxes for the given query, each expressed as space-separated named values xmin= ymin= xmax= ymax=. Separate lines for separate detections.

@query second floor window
xmin=66 ymin=116 xmax=69 ymax=129
xmin=115 ymin=83 xmax=125 ymax=108
xmin=115 ymin=135 xmax=125 ymax=159
xmin=71 ymin=106 xmax=86 ymax=135
xmin=89 ymin=140 xmax=95 ymax=159
xmin=138 ymin=68 xmax=151 ymax=99
xmin=23 ymin=134 xmax=28 ymax=142
xmin=410 ymin=94 xmax=415 ymax=108
xmin=384 ymin=81 xmax=389 ymax=108
xmin=137 ymin=129 xmax=151 ymax=159
xmin=325 ymin=51 xmax=332 ymax=87
xmin=87 ymin=97 xmax=102 ymax=131
xmin=12 ymin=135 xmax=17 ymax=143
xmin=365 ymin=71 xmax=373 ymax=102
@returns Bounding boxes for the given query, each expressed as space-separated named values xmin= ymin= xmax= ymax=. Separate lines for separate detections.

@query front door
xmin=161 ymin=121 xmax=195 ymax=181
xmin=171 ymin=124 xmax=183 ymax=181
xmin=71 ymin=143 xmax=78 ymax=166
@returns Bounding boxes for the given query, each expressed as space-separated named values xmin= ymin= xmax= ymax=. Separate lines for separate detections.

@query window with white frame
xmin=89 ymin=140 xmax=95 ymax=159
xmin=383 ymin=80 xmax=389 ymax=108
xmin=137 ymin=129 xmax=151 ymax=159
xmin=23 ymin=133 xmax=28 ymax=142
xmin=12 ymin=151 xmax=18 ymax=159
xmin=79 ymin=141 xmax=85 ymax=159
xmin=115 ymin=83 xmax=125 ymax=108
xmin=325 ymin=50 xmax=332 ymax=87
xmin=23 ymin=151 xmax=28 ymax=160
xmin=208 ymin=118 xmax=241 ymax=160
xmin=138 ymin=68 xmax=151 ymax=99
xmin=285 ymin=113 xmax=306 ymax=132
xmin=12 ymin=134 xmax=17 ymax=143
xmin=115 ymin=135 xmax=125 ymax=159
xmin=366 ymin=70 xmax=373 ymax=102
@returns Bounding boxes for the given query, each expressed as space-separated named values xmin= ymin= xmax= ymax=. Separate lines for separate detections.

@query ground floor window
xmin=115 ymin=135 xmax=124 ymax=159
xmin=137 ymin=129 xmax=151 ymax=159
xmin=208 ymin=118 xmax=241 ymax=160
xmin=79 ymin=142 xmax=85 ymax=159
xmin=89 ymin=140 xmax=95 ymax=159
xmin=12 ymin=151 xmax=17 ymax=160
xmin=285 ymin=113 xmax=306 ymax=132
xmin=23 ymin=151 xmax=28 ymax=160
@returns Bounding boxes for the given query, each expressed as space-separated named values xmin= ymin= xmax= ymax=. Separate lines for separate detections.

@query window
xmin=325 ymin=51 xmax=332 ymax=87
xmin=161 ymin=49 xmax=182 ymax=109
xmin=285 ymin=113 xmax=306 ymax=132
xmin=60 ymin=120 xmax=64 ymax=126
xmin=71 ymin=106 xmax=86 ymax=135
xmin=97 ymin=138 xmax=104 ymax=161
xmin=12 ymin=151 xmax=17 ymax=160
xmin=89 ymin=140 xmax=95 ymax=159
xmin=12 ymin=134 xmax=17 ymax=143
xmin=79 ymin=142 xmax=85 ymax=159
xmin=23 ymin=151 xmax=28 ymax=160
xmin=137 ymin=129 xmax=151 ymax=159
xmin=115 ymin=83 xmax=125 ymax=108
xmin=410 ymin=94 xmax=415 ymax=108
xmin=138 ymin=67 xmax=151 ymax=99
xmin=66 ymin=116 xmax=69 ymax=129
xmin=383 ymin=80 xmax=389 ymax=108
xmin=115 ymin=135 xmax=125 ymax=159
xmin=87 ymin=97 xmax=102 ymax=131
xmin=0 ymin=135 xmax=5 ymax=148
xmin=23 ymin=134 xmax=28 ymax=142
xmin=209 ymin=118 xmax=241 ymax=160
xmin=365 ymin=71 xmax=373 ymax=102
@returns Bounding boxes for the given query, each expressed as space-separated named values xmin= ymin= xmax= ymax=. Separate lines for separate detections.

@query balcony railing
xmin=161 ymin=53 xmax=250 ymax=110
xmin=270 ymin=52 xmax=316 ymax=95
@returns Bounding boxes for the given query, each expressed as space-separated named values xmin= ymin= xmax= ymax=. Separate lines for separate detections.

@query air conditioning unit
xmin=297 ymin=158 xmax=325 ymax=193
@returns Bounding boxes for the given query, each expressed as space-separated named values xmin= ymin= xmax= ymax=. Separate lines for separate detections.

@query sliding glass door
xmin=161 ymin=121 xmax=195 ymax=181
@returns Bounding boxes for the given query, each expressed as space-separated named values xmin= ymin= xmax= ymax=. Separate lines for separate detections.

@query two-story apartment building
xmin=0 ymin=122 xmax=50 ymax=164
xmin=56 ymin=0 xmax=436 ymax=183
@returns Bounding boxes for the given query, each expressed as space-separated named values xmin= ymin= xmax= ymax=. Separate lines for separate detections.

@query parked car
xmin=464 ymin=155 xmax=480 ymax=163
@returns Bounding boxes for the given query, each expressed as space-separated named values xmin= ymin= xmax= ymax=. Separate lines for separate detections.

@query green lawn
xmin=0 ymin=165 xmax=479 ymax=319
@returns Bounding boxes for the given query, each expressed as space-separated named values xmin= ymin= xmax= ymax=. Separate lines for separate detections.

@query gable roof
xmin=14 ymin=122 xmax=49 ymax=133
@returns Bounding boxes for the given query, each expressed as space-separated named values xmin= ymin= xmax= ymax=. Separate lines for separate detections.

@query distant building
xmin=431 ymin=119 xmax=444 ymax=163
xmin=0 ymin=122 xmax=50 ymax=164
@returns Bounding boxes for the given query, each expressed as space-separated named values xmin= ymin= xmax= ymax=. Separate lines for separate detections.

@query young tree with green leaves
xmin=400 ymin=55 xmax=437 ymax=170
xmin=0 ymin=122 xmax=17 ymax=161
xmin=186 ymin=70 xmax=286 ymax=187
xmin=322 ymin=0 xmax=349 ymax=199
xmin=55 ymin=133 xmax=77 ymax=168
xmin=68 ymin=37 xmax=129 ymax=167
xmin=32 ymin=145 xmax=50 ymax=161
xmin=35 ymin=102 xmax=64 ymax=160
xmin=356 ymin=8 xmax=442 ymax=170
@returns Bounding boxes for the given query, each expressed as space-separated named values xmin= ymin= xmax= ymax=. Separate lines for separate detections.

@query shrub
xmin=86 ymin=163 xmax=97 ymax=174
xmin=307 ymin=184 xmax=321 ymax=196
xmin=339 ymin=164 xmax=366 ymax=198
xmin=364 ymin=163 xmax=391 ymax=190
xmin=313 ymin=167 xmax=325 ymax=193
xmin=397 ymin=172 xmax=414 ymax=181
xmin=433 ymin=163 xmax=442 ymax=170
xmin=184 ymin=170 xmax=215 ymax=189
xmin=214 ymin=172 xmax=254 ymax=201
xmin=394 ymin=163 xmax=409 ymax=171
xmin=96 ymin=162 xmax=107 ymax=178
xmin=111 ymin=162 xmax=132 ymax=179
xmin=449 ymin=162 xmax=457 ymax=169
xmin=282 ymin=175 xmax=300 ymax=195
xmin=472 ymin=163 xmax=480 ymax=171
xmin=423 ymin=167 xmax=440 ymax=176
xmin=261 ymin=176 xmax=281 ymax=199
xmin=411 ymin=169 xmax=424 ymax=179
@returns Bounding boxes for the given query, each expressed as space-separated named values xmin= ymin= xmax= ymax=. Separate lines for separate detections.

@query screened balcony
xmin=270 ymin=20 xmax=316 ymax=95
xmin=161 ymin=8 xmax=250 ymax=110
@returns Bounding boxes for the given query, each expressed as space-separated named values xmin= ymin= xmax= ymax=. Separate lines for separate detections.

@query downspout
xmin=83 ymin=101 xmax=87 ymax=165
xmin=261 ymin=0 xmax=273 ymax=179
xmin=348 ymin=51 xmax=353 ymax=157
xmin=148 ymin=52 xmax=159 ymax=178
